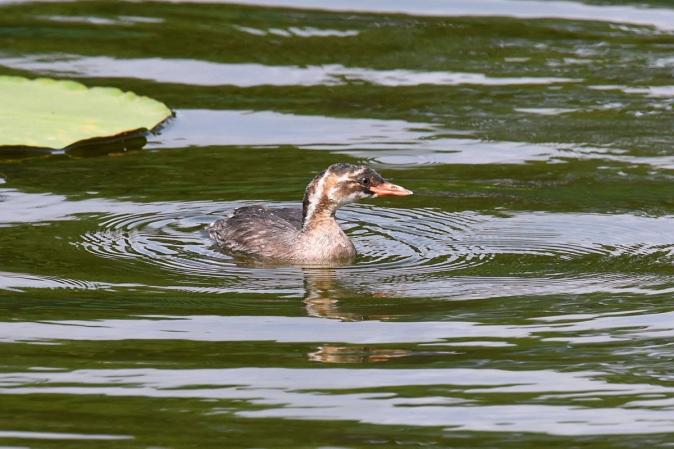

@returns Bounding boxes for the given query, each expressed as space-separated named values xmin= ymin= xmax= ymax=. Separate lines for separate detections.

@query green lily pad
xmin=0 ymin=76 xmax=172 ymax=150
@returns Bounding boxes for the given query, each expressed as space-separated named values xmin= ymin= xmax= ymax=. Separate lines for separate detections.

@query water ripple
xmin=3 ymin=367 xmax=674 ymax=436
xmin=156 ymin=0 xmax=674 ymax=32
xmin=0 ymin=54 xmax=579 ymax=87
xmin=76 ymin=201 xmax=674 ymax=297
xmin=145 ymin=110 xmax=674 ymax=169
xmin=4 ymin=309 xmax=674 ymax=344
xmin=2 ymin=189 xmax=671 ymax=297
xmin=0 ymin=271 xmax=108 ymax=292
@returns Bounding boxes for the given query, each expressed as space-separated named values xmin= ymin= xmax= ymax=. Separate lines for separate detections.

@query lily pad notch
xmin=0 ymin=76 xmax=173 ymax=152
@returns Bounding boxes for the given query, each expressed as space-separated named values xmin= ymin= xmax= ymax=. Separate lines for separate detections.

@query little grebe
xmin=208 ymin=163 xmax=412 ymax=264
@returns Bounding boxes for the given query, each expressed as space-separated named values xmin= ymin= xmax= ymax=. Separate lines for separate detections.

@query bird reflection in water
xmin=302 ymin=267 xmax=411 ymax=364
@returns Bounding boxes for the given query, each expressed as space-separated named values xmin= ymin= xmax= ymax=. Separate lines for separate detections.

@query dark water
xmin=1 ymin=0 xmax=674 ymax=447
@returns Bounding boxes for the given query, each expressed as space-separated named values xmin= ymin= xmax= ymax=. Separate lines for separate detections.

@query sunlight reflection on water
xmin=0 ymin=430 xmax=132 ymax=441
xmin=3 ymin=310 xmax=674 ymax=344
xmin=150 ymin=110 xmax=673 ymax=168
xmin=146 ymin=0 xmax=674 ymax=32
xmin=0 ymin=54 xmax=580 ymax=87
xmin=3 ymin=367 xmax=674 ymax=435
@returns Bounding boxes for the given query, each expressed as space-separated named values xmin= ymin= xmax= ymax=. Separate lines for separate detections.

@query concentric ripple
xmin=0 ymin=271 xmax=107 ymax=292
xmin=78 ymin=201 xmax=674 ymax=297
xmin=80 ymin=202 xmax=493 ymax=280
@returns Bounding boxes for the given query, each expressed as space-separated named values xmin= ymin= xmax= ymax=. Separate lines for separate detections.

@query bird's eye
xmin=360 ymin=177 xmax=370 ymax=186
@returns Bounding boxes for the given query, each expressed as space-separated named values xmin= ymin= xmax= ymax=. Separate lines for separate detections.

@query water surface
xmin=0 ymin=0 xmax=673 ymax=448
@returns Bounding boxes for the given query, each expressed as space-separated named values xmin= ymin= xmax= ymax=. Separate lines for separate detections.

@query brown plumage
xmin=208 ymin=163 xmax=412 ymax=265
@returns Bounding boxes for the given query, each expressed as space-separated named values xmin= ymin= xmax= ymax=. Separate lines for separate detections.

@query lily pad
xmin=0 ymin=76 xmax=172 ymax=150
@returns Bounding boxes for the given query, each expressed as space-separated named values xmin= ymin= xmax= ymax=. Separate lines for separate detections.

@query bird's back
xmin=208 ymin=206 xmax=302 ymax=260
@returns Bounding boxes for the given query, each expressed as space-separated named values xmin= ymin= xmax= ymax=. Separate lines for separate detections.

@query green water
xmin=1 ymin=1 xmax=673 ymax=447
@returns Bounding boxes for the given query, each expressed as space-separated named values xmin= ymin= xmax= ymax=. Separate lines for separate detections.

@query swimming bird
xmin=208 ymin=163 xmax=412 ymax=264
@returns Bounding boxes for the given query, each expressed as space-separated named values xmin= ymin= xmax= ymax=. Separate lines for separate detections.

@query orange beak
xmin=369 ymin=181 xmax=413 ymax=197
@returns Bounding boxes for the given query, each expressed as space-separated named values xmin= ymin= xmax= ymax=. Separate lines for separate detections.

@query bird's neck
xmin=302 ymin=173 xmax=339 ymax=231
xmin=302 ymin=196 xmax=338 ymax=231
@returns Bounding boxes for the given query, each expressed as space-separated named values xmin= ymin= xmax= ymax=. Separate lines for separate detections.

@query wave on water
xmin=75 ymin=201 xmax=674 ymax=298
xmin=0 ymin=54 xmax=580 ymax=87
xmin=1 ymin=187 xmax=671 ymax=298
xmin=3 ymin=366 xmax=674 ymax=435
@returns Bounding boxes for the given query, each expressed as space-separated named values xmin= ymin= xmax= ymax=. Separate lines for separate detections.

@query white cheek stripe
xmin=303 ymin=171 xmax=327 ymax=228
xmin=304 ymin=167 xmax=368 ymax=227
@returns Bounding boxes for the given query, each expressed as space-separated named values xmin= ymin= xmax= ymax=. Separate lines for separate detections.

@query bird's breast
xmin=294 ymin=222 xmax=356 ymax=264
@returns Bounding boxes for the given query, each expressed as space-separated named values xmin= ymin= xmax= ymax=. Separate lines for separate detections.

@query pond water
xmin=1 ymin=0 xmax=673 ymax=447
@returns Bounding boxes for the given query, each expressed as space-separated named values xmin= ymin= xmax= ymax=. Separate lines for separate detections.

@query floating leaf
xmin=0 ymin=76 xmax=172 ymax=150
